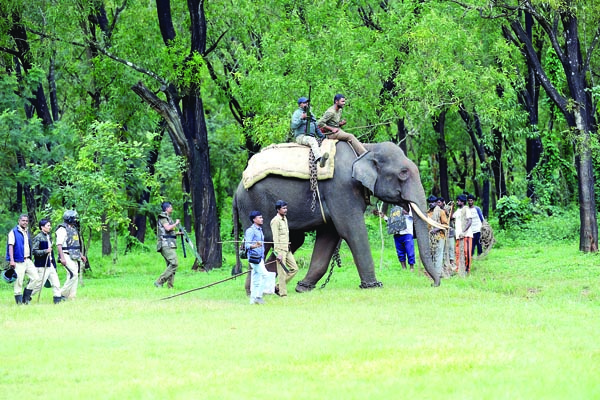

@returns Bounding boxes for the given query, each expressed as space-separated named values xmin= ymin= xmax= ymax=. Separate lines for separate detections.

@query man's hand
xmin=331 ymin=127 xmax=339 ymax=133
xmin=81 ymin=255 xmax=87 ymax=263
xmin=339 ymin=119 xmax=346 ymax=127
xmin=301 ymin=112 xmax=307 ymax=120
xmin=60 ymin=257 xmax=67 ymax=265
xmin=9 ymin=260 xmax=15 ymax=268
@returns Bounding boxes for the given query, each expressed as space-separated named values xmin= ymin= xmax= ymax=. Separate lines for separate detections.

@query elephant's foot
xmin=359 ymin=281 xmax=383 ymax=289
xmin=295 ymin=281 xmax=316 ymax=293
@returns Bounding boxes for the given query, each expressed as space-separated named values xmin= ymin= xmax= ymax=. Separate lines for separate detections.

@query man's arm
xmin=464 ymin=215 xmax=472 ymax=232
xmin=7 ymin=244 xmax=15 ymax=267
xmin=161 ymin=218 xmax=180 ymax=233
xmin=317 ymin=109 xmax=337 ymax=132
xmin=290 ymin=109 xmax=304 ymax=130
xmin=32 ymin=235 xmax=50 ymax=258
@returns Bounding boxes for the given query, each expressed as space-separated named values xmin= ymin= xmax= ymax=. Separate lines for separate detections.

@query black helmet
xmin=2 ymin=269 xmax=17 ymax=284
xmin=63 ymin=210 xmax=78 ymax=224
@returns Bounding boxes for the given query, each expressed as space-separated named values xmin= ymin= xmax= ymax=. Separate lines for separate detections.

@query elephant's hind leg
xmin=296 ymin=227 xmax=340 ymax=293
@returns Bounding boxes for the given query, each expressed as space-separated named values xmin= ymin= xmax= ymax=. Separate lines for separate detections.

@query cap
xmin=457 ymin=194 xmax=467 ymax=202
xmin=298 ymin=97 xmax=309 ymax=104
xmin=427 ymin=195 xmax=438 ymax=203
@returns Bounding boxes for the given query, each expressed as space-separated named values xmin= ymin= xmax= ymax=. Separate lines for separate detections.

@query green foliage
xmin=47 ymin=121 xmax=159 ymax=245
xmin=492 ymin=205 xmax=581 ymax=245
xmin=496 ymin=195 xmax=532 ymax=229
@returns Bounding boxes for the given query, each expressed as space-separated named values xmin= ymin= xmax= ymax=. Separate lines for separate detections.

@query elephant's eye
xmin=399 ymin=168 xmax=409 ymax=180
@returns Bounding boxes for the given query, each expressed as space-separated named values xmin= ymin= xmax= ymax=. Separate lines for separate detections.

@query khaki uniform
xmin=317 ymin=105 xmax=367 ymax=156
xmin=156 ymin=212 xmax=178 ymax=288
xmin=56 ymin=223 xmax=82 ymax=299
xmin=270 ymin=214 xmax=298 ymax=296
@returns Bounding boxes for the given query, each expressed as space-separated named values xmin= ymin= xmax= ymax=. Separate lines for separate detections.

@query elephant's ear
xmin=352 ymin=152 xmax=378 ymax=192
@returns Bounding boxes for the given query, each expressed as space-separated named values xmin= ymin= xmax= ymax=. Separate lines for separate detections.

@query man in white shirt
xmin=467 ymin=194 xmax=484 ymax=256
xmin=453 ymin=195 xmax=472 ymax=275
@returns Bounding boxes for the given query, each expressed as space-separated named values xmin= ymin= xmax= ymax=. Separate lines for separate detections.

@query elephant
xmin=232 ymin=141 xmax=442 ymax=292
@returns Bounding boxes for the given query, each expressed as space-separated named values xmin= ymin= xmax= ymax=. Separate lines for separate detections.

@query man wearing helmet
xmin=5 ymin=214 xmax=41 ymax=304
xmin=270 ymin=200 xmax=298 ymax=297
xmin=155 ymin=202 xmax=182 ymax=288
xmin=56 ymin=210 xmax=87 ymax=300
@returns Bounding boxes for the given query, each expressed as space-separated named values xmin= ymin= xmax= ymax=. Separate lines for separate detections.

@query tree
xmin=453 ymin=0 xmax=599 ymax=251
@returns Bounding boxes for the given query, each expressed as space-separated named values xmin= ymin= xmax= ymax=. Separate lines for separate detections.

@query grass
xmin=1 ymin=234 xmax=600 ymax=399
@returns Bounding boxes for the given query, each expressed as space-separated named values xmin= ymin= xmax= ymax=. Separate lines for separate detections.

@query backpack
xmin=387 ymin=206 xmax=407 ymax=235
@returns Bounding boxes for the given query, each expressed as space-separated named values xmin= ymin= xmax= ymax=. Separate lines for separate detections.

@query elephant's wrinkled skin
xmin=233 ymin=141 xmax=439 ymax=291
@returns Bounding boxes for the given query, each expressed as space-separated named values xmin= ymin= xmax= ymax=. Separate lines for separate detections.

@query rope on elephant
xmin=309 ymin=150 xmax=318 ymax=212
xmin=320 ymin=241 xmax=342 ymax=289
xmin=477 ymin=220 xmax=495 ymax=258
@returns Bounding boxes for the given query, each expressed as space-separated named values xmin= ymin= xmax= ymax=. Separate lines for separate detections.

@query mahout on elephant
xmin=232 ymin=140 xmax=444 ymax=292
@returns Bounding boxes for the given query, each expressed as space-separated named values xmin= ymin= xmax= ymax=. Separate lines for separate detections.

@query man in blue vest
xmin=5 ymin=214 xmax=41 ymax=304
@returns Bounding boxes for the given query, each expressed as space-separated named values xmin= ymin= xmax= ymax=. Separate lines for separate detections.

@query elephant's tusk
xmin=410 ymin=202 xmax=449 ymax=230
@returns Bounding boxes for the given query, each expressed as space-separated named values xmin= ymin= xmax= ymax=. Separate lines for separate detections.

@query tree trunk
xmin=396 ymin=118 xmax=408 ymax=155
xmin=433 ymin=110 xmax=449 ymax=201
xmin=102 ymin=213 xmax=112 ymax=256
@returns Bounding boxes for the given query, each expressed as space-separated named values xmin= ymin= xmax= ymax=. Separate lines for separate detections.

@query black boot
xmin=22 ymin=288 xmax=33 ymax=304
xmin=53 ymin=296 xmax=63 ymax=304
xmin=15 ymin=295 xmax=23 ymax=305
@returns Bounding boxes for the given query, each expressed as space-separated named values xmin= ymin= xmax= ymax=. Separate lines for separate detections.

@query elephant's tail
xmin=232 ymin=194 xmax=243 ymax=275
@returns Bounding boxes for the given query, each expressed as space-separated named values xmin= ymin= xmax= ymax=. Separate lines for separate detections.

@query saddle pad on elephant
xmin=242 ymin=139 xmax=338 ymax=189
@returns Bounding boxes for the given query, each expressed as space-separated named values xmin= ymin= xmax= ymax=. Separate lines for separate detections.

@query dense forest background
xmin=1 ymin=0 xmax=599 ymax=269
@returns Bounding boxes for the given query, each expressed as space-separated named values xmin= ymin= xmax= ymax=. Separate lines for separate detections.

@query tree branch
xmin=204 ymin=29 xmax=228 ymax=56
xmin=92 ymin=43 xmax=168 ymax=86
xmin=509 ymin=20 xmax=568 ymax=116
xmin=109 ymin=0 xmax=128 ymax=37
xmin=584 ymin=25 xmax=600 ymax=78
xmin=131 ymin=81 xmax=189 ymax=156
xmin=0 ymin=45 xmax=20 ymax=57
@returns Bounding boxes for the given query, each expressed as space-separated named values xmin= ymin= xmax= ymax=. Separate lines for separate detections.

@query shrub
xmin=496 ymin=195 xmax=532 ymax=229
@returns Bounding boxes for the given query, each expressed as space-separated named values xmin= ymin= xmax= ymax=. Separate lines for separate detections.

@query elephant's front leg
xmin=334 ymin=215 xmax=382 ymax=289
xmin=296 ymin=227 xmax=340 ymax=293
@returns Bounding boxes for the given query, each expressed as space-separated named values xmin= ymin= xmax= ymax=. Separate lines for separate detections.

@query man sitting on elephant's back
xmin=291 ymin=97 xmax=329 ymax=168
xmin=317 ymin=94 xmax=368 ymax=157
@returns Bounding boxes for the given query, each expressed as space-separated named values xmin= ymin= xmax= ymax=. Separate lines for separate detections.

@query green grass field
xmin=2 ymin=235 xmax=599 ymax=399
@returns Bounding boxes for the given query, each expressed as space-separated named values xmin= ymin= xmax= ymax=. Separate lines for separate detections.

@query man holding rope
xmin=246 ymin=211 xmax=269 ymax=305
xmin=28 ymin=219 xmax=62 ymax=304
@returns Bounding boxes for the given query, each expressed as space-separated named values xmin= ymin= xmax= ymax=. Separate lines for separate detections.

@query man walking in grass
xmin=5 ymin=214 xmax=41 ymax=304
xmin=270 ymin=200 xmax=298 ymax=297
xmin=246 ymin=211 xmax=269 ymax=305
xmin=155 ymin=202 xmax=182 ymax=289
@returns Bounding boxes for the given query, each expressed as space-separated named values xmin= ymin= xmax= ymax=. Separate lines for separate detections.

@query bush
xmin=496 ymin=195 xmax=532 ymax=229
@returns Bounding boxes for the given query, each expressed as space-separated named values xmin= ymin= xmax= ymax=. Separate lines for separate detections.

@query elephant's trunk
xmin=410 ymin=201 xmax=441 ymax=287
